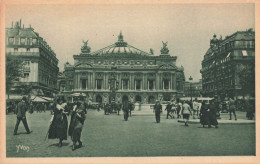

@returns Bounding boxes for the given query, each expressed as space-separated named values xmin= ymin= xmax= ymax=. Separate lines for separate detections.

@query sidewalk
xmin=177 ymin=119 xmax=255 ymax=124
xmin=132 ymin=109 xmax=255 ymax=124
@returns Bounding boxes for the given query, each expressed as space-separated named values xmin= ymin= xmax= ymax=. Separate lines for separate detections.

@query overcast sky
xmin=5 ymin=4 xmax=254 ymax=81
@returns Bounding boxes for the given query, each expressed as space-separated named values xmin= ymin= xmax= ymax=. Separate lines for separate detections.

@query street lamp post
xmin=189 ymin=76 xmax=193 ymax=102
xmin=108 ymin=67 xmax=119 ymax=109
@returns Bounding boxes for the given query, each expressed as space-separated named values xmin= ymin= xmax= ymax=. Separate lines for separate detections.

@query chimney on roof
xmin=23 ymin=24 xmax=24 ymax=28
xmin=12 ymin=21 xmax=13 ymax=28
xmin=29 ymin=24 xmax=31 ymax=28
xmin=20 ymin=19 xmax=22 ymax=26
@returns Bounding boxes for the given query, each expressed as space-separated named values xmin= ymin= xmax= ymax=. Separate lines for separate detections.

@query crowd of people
xmin=10 ymin=94 xmax=255 ymax=150
xmin=151 ymin=97 xmax=255 ymax=127
xmin=13 ymin=95 xmax=87 ymax=151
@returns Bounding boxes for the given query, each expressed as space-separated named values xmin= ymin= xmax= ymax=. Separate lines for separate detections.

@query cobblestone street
xmin=6 ymin=110 xmax=255 ymax=157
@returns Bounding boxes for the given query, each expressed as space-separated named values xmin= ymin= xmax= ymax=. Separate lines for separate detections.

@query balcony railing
xmin=6 ymin=52 xmax=40 ymax=56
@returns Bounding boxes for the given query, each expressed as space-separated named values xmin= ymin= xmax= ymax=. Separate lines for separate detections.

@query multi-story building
xmin=200 ymin=29 xmax=255 ymax=100
xmin=6 ymin=20 xmax=59 ymax=97
xmin=62 ymin=32 xmax=185 ymax=104
xmin=184 ymin=79 xmax=202 ymax=98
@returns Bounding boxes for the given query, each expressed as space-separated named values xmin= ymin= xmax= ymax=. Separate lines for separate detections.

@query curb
xmin=177 ymin=119 xmax=255 ymax=125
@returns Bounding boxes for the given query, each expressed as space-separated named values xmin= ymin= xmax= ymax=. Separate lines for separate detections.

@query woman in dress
xmin=208 ymin=99 xmax=219 ymax=128
xmin=199 ymin=101 xmax=209 ymax=128
xmin=68 ymin=100 xmax=86 ymax=151
xmin=48 ymin=98 xmax=69 ymax=147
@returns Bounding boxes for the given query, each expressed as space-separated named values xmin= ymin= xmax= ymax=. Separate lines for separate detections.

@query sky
xmin=5 ymin=3 xmax=255 ymax=81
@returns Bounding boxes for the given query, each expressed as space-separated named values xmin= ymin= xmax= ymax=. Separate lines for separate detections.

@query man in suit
xmin=165 ymin=101 xmax=173 ymax=119
xmin=154 ymin=100 xmax=162 ymax=123
xmin=122 ymin=101 xmax=130 ymax=121
xmin=13 ymin=96 xmax=32 ymax=135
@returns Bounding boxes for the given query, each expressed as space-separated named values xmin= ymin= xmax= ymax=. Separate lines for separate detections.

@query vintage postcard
xmin=0 ymin=0 xmax=259 ymax=163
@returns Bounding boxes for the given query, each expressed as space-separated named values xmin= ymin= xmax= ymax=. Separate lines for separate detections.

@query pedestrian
xmin=197 ymin=100 xmax=202 ymax=118
xmin=117 ymin=101 xmax=122 ymax=115
xmin=192 ymin=98 xmax=199 ymax=119
xmin=13 ymin=96 xmax=32 ymax=135
xmin=199 ymin=101 xmax=210 ymax=128
xmin=181 ymin=101 xmax=192 ymax=126
xmin=129 ymin=101 xmax=134 ymax=117
xmin=68 ymin=100 xmax=86 ymax=151
xmin=208 ymin=99 xmax=219 ymax=128
xmin=165 ymin=101 xmax=173 ymax=119
xmin=176 ymin=99 xmax=182 ymax=119
xmin=48 ymin=98 xmax=69 ymax=147
xmin=154 ymin=100 xmax=162 ymax=123
xmin=228 ymin=98 xmax=237 ymax=120
xmin=122 ymin=101 xmax=130 ymax=121
xmin=246 ymin=99 xmax=254 ymax=120
xmin=97 ymin=102 xmax=101 ymax=112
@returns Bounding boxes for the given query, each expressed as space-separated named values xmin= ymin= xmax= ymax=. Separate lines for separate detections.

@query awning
xmin=70 ymin=93 xmax=86 ymax=97
xmin=41 ymin=97 xmax=53 ymax=101
xmin=6 ymin=95 xmax=23 ymax=100
xmin=32 ymin=96 xmax=48 ymax=102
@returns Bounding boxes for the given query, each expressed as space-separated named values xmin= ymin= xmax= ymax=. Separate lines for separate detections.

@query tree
xmin=6 ymin=55 xmax=24 ymax=99
xmin=237 ymin=62 xmax=255 ymax=98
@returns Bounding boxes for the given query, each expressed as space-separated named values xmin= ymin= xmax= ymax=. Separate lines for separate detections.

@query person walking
xmin=199 ymin=101 xmax=210 ymax=128
xmin=192 ymin=98 xmax=199 ymax=119
xmin=122 ymin=101 xmax=130 ymax=121
xmin=68 ymin=100 xmax=86 ymax=151
xmin=208 ymin=99 xmax=219 ymax=128
xmin=176 ymin=99 xmax=182 ymax=119
xmin=129 ymin=101 xmax=134 ymax=117
xmin=48 ymin=98 xmax=69 ymax=147
xmin=13 ymin=96 xmax=32 ymax=135
xmin=228 ymin=98 xmax=237 ymax=120
xmin=181 ymin=101 xmax=192 ymax=126
xmin=165 ymin=101 xmax=173 ymax=119
xmin=154 ymin=100 xmax=162 ymax=123
xmin=117 ymin=101 xmax=122 ymax=115
xmin=197 ymin=100 xmax=202 ymax=118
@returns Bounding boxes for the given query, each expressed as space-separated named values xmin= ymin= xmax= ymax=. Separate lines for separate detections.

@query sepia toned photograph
xmin=0 ymin=1 xmax=258 ymax=162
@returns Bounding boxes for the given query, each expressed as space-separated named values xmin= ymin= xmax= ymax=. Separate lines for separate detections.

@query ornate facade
xmin=6 ymin=20 xmax=59 ymax=97
xmin=200 ymin=30 xmax=255 ymax=99
xmin=63 ymin=32 xmax=185 ymax=104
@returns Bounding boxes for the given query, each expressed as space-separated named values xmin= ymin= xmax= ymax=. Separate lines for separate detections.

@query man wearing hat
xmin=165 ymin=101 xmax=173 ymax=119
xmin=154 ymin=100 xmax=162 ymax=123
xmin=122 ymin=100 xmax=131 ymax=121
xmin=13 ymin=96 xmax=32 ymax=135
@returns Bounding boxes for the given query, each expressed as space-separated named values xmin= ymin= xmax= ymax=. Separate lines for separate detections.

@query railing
xmin=6 ymin=52 xmax=39 ymax=56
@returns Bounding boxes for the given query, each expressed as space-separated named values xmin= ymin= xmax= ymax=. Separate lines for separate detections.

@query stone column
xmin=173 ymin=73 xmax=176 ymax=90
xmin=93 ymin=71 xmax=96 ymax=90
xmin=118 ymin=73 xmax=121 ymax=91
xmin=130 ymin=73 xmax=134 ymax=90
xmin=156 ymin=72 xmax=159 ymax=90
xmin=78 ymin=73 xmax=80 ymax=89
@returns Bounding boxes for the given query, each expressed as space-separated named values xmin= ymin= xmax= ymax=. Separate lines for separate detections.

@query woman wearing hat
xmin=48 ymin=98 xmax=69 ymax=147
xmin=181 ymin=101 xmax=192 ymax=126
xmin=68 ymin=100 xmax=86 ymax=151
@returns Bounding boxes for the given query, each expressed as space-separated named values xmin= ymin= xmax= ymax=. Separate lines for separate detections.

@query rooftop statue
xmin=150 ymin=48 xmax=154 ymax=55
xmin=160 ymin=41 xmax=169 ymax=54
xmin=81 ymin=40 xmax=91 ymax=53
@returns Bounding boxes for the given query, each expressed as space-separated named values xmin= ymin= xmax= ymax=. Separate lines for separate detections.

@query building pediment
xmin=158 ymin=64 xmax=177 ymax=70
xmin=74 ymin=63 xmax=93 ymax=68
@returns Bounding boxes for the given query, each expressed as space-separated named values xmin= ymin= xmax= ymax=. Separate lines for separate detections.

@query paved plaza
xmin=6 ymin=109 xmax=255 ymax=157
